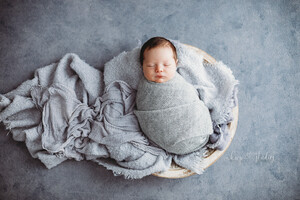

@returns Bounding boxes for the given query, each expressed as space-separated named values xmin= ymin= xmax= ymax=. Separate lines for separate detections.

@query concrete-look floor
xmin=0 ymin=1 xmax=299 ymax=200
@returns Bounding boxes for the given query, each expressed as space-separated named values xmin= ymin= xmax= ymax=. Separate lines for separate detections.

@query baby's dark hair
xmin=139 ymin=37 xmax=177 ymax=65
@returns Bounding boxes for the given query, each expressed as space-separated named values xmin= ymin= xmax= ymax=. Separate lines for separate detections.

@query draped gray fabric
xmin=0 ymin=41 xmax=238 ymax=179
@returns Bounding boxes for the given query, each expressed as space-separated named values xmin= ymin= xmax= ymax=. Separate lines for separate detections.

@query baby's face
xmin=142 ymin=46 xmax=178 ymax=83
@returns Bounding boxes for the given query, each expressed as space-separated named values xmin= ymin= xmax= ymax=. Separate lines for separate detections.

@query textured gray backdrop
xmin=0 ymin=0 xmax=299 ymax=200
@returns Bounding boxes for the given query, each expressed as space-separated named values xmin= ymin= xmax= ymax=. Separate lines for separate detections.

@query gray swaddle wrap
xmin=134 ymin=73 xmax=213 ymax=155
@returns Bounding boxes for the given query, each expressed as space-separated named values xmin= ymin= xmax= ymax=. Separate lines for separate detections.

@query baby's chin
xmin=144 ymin=74 xmax=175 ymax=83
xmin=148 ymin=75 xmax=174 ymax=83
xmin=154 ymin=78 xmax=166 ymax=83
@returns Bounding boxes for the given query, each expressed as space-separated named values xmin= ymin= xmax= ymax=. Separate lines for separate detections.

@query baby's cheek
xmin=144 ymin=71 xmax=154 ymax=81
xmin=169 ymin=70 xmax=176 ymax=77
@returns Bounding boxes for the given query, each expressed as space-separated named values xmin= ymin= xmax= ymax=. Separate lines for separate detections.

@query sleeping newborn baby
xmin=134 ymin=37 xmax=213 ymax=155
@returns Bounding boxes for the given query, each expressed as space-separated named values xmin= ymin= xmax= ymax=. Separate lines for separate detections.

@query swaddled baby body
xmin=134 ymin=37 xmax=213 ymax=155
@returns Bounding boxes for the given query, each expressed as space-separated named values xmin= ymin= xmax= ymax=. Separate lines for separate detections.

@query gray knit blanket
xmin=134 ymin=73 xmax=213 ymax=155
xmin=0 ymin=41 xmax=238 ymax=179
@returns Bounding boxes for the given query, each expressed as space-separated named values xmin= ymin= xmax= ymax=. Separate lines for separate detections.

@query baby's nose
xmin=155 ymin=65 xmax=163 ymax=73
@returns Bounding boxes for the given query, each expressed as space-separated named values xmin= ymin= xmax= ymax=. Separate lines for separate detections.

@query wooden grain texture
xmin=152 ymin=45 xmax=239 ymax=178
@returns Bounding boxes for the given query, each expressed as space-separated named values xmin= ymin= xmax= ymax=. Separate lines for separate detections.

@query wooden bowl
xmin=152 ymin=44 xmax=239 ymax=178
